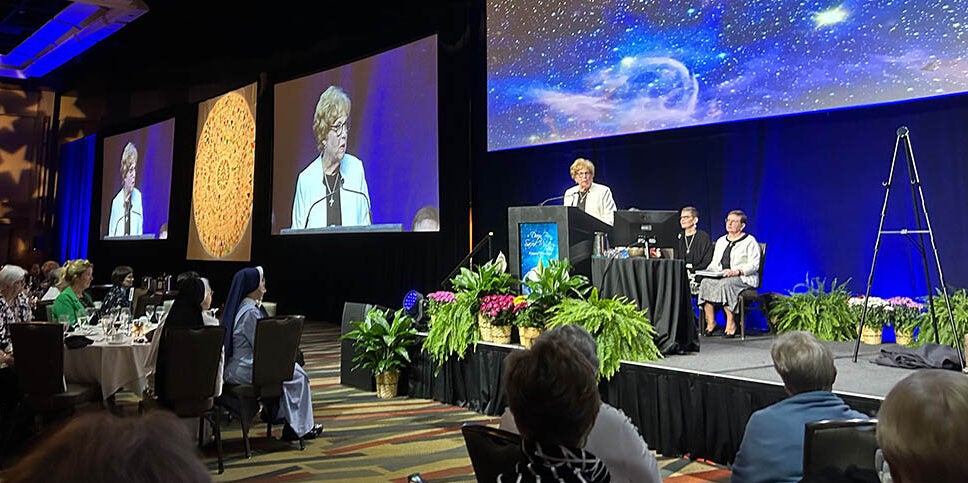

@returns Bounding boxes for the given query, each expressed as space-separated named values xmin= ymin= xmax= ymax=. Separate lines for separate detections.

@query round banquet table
xmin=64 ymin=338 xmax=152 ymax=401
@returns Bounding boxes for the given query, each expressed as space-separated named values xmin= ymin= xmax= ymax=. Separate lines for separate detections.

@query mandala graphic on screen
xmin=192 ymin=92 xmax=255 ymax=257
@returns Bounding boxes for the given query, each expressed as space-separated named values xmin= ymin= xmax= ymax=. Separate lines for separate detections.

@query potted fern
xmin=341 ymin=308 xmax=418 ymax=399
xmin=769 ymin=276 xmax=856 ymax=342
xmin=546 ymin=288 xmax=662 ymax=379
xmin=516 ymin=258 xmax=590 ymax=348
xmin=915 ymin=288 xmax=968 ymax=348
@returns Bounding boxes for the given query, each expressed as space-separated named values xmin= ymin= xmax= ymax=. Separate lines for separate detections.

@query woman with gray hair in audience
xmin=876 ymin=370 xmax=968 ymax=483
xmin=501 ymin=324 xmax=660 ymax=483
xmin=731 ymin=331 xmax=868 ymax=483
xmin=499 ymin=332 xmax=610 ymax=482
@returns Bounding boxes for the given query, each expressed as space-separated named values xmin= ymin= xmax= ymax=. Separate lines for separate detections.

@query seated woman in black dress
xmin=101 ymin=265 xmax=134 ymax=314
xmin=698 ymin=210 xmax=761 ymax=338
xmin=675 ymin=206 xmax=713 ymax=293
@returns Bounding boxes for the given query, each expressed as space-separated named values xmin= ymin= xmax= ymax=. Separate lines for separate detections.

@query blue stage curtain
xmin=55 ymin=135 xmax=95 ymax=262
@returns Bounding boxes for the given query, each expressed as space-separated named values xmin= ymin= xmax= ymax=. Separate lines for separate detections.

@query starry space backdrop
xmin=487 ymin=0 xmax=968 ymax=151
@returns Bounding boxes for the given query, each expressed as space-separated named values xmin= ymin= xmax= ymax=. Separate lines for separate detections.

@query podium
xmin=508 ymin=206 xmax=612 ymax=278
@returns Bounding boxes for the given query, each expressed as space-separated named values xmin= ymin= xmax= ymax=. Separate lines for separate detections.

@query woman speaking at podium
xmin=291 ymin=86 xmax=371 ymax=230
xmin=563 ymin=158 xmax=616 ymax=225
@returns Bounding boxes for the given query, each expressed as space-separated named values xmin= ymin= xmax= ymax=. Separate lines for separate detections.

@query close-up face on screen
xmin=272 ymin=35 xmax=440 ymax=235
xmin=99 ymin=118 xmax=175 ymax=240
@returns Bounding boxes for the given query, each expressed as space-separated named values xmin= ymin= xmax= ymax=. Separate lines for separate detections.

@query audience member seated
xmin=51 ymin=259 xmax=95 ymax=326
xmin=876 ymin=370 xmax=968 ymax=483
xmin=500 ymin=324 xmax=660 ymax=483
xmin=1 ymin=264 xmax=31 ymax=433
xmin=731 ymin=331 xmax=868 ymax=483
xmin=498 ymin=333 xmax=611 ymax=482
xmin=3 ymin=411 xmax=212 ymax=482
xmin=32 ymin=260 xmax=59 ymax=299
xmin=222 ymin=266 xmax=322 ymax=441
xmin=675 ymin=206 xmax=713 ymax=293
xmin=40 ymin=267 xmax=64 ymax=301
xmin=146 ymin=272 xmax=222 ymax=399
xmin=101 ymin=265 xmax=135 ymax=314
xmin=698 ymin=210 xmax=760 ymax=337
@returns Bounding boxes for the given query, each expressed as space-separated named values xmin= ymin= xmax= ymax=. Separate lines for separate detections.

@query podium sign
xmin=508 ymin=206 xmax=611 ymax=279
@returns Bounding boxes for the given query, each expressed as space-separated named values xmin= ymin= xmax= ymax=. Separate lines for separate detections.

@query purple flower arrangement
xmin=480 ymin=294 xmax=521 ymax=326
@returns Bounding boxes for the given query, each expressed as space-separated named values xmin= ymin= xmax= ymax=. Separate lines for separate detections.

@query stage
xmin=405 ymin=333 xmax=914 ymax=465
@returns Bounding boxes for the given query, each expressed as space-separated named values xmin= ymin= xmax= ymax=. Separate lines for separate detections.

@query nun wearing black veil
xmin=222 ymin=266 xmax=322 ymax=440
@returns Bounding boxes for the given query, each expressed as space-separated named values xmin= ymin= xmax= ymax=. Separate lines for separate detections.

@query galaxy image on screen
xmin=486 ymin=0 xmax=968 ymax=151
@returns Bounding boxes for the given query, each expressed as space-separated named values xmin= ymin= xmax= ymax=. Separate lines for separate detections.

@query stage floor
xmin=631 ymin=334 xmax=915 ymax=400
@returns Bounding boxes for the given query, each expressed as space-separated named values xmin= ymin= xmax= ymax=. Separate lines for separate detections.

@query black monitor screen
xmin=612 ymin=210 xmax=679 ymax=248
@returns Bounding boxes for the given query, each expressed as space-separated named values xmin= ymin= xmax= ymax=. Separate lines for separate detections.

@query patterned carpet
xmin=197 ymin=322 xmax=731 ymax=482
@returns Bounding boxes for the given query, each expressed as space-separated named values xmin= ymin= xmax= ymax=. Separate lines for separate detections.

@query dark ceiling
xmin=35 ymin=0 xmax=463 ymax=97
xmin=0 ymin=0 xmax=69 ymax=55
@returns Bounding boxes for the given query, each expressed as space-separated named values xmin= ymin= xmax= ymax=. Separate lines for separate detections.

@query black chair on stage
xmin=461 ymin=423 xmax=525 ymax=482
xmin=737 ymin=242 xmax=768 ymax=339
xmin=8 ymin=323 xmax=99 ymax=423
xmin=153 ymin=325 xmax=226 ymax=474
xmin=217 ymin=315 xmax=304 ymax=458
xmin=803 ymin=418 xmax=879 ymax=481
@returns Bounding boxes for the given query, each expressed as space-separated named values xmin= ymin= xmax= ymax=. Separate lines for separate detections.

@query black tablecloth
xmin=592 ymin=257 xmax=699 ymax=355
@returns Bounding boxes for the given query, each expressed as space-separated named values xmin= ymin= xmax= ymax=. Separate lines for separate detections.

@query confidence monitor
xmin=612 ymin=210 xmax=679 ymax=248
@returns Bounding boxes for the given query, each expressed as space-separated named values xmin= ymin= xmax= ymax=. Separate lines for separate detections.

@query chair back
xmin=756 ymin=242 xmax=767 ymax=287
xmin=9 ymin=323 xmax=67 ymax=397
xmin=461 ymin=424 xmax=525 ymax=482
xmin=34 ymin=299 xmax=54 ymax=321
xmin=252 ymin=315 xmax=304 ymax=398
xmin=133 ymin=293 xmax=164 ymax=318
xmin=158 ymin=326 xmax=225 ymax=405
xmin=803 ymin=418 xmax=878 ymax=478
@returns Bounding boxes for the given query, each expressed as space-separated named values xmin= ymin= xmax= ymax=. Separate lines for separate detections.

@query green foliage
xmin=769 ymin=276 xmax=856 ymax=341
xmin=547 ymin=288 xmax=662 ymax=379
xmin=517 ymin=258 xmax=590 ymax=329
xmin=915 ymin=288 xmax=968 ymax=347
xmin=450 ymin=255 xmax=516 ymax=301
xmin=422 ymin=292 xmax=479 ymax=369
xmin=340 ymin=308 xmax=418 ymax=376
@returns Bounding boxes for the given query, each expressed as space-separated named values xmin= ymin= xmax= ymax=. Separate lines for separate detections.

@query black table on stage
xmin=591 ymin=257 xmax=699 ymax=355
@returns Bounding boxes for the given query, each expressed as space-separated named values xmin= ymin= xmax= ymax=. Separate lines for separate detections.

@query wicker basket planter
xmin=894 ymin=328 xmax=914 ymax=346
xmin=518 ymin=326 xmax=543 ymax=348
xmin=860 ymin=326 xmax=883 ymax=345
xmin=477 ymin=313 xmax=493 ymax=342
xmin=490 ymin=324 xmax=512 ymax=344
xmin=375 ymin=370 xmax=400 ymax=399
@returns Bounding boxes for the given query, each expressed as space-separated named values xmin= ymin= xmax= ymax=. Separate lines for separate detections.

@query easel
xmin=851 ymin=127 xmax=964 ymax=367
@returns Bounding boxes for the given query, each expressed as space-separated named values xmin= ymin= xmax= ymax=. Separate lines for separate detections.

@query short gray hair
xmin=0 ymin=264 xmax=27 ymax=286
xmin=538 ymin=324 xmax=600 ymax=372
xmin=771 ymin=331 xmax=836 ymax=394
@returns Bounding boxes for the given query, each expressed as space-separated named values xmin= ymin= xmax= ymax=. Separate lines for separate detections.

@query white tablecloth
xmin=64 ymin=341 xmax=152 ymax=400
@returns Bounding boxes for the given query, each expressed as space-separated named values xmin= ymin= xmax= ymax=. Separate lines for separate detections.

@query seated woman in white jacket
xmin=697 ymin=210 xmax=761 ymax=338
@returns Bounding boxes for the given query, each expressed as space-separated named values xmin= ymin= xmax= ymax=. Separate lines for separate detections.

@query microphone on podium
xmin=304 ymin=178 xmax=344 ymax=229
xmin=341 ymin=184 xmax=372 ymax=224
xmin=539 ymin=192 xmax=577 ymax=206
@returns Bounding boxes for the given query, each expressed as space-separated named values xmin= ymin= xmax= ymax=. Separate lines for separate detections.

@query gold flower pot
xmin=860 ymin=326 xmax=883 ymax=345
xmin=375 ymin=370 xmax=400 ymax=399
xmin=518 ymin=326 xmax=543 ymax=348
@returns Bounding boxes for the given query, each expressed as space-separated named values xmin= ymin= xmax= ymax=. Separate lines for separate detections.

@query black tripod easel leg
xmin=852 ymin=127 xmax=964 ymax=368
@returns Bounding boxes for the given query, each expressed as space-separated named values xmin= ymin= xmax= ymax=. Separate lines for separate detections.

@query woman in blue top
xmin=221 ymin=266 xmax=322 ymax=440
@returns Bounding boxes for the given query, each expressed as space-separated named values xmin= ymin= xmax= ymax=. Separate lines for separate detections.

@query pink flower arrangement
xmin=426 ymin=291 xmax=456 ymax=316
xmin=480 ymin=294 xmax=518 ymax=326
xmin=427 ymin=291 xmax=456 ymax=303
